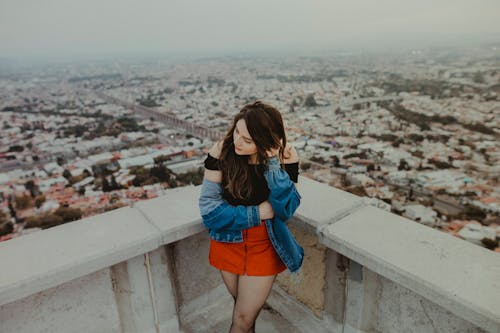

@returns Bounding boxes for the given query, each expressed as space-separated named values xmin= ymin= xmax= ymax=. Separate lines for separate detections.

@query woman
xmin=198 ymin=101 xmax=303 ymax=333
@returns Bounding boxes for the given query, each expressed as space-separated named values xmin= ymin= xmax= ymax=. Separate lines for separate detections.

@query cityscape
xmin=0 ymin=45 xmax=499 ymax=253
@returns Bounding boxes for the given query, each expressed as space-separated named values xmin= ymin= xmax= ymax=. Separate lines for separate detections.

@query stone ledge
xmin=0 ymin=206 xmax=161 ymax=306
xmin=134 ymin=184 xmax=205 ymax=245
xmin=296 ymin=176 xmax=364 ymax=228
xmin=319 ymin=205 xmax=500 ymax=333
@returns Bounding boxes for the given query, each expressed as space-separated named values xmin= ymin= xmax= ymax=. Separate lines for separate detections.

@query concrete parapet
xmin=0 ymin=175 xmax=497 ymax=332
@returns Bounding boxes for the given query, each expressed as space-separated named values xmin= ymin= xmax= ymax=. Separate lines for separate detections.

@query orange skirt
xmin=209 ymin=221 xmax=287 ymax=276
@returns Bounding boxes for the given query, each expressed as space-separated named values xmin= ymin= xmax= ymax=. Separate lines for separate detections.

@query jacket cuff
xmin=247 ymin=205 xmax=261 ymax=227
xmin=266 ymin=155 xmax=281 ymax=171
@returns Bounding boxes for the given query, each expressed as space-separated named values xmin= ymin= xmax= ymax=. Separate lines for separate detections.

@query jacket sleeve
xmin=198 ymin=178 xmax=262 ymax=231
xmin=263 ymin=155 xmax=302 ymax=221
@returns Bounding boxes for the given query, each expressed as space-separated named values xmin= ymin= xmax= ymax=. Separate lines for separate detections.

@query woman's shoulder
xmin=208 ymin=140 xmax=224 ymax=159
xmin=204 ymin=140 xmax=224 ymax=171
xmin=283 ymin=143 xmax=299 ymax=164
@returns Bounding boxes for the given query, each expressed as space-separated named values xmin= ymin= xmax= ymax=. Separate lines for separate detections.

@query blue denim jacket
xmin=198 ymin=155 xmax=304 ymax=273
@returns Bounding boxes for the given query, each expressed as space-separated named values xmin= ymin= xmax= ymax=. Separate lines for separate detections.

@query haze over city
xmin=1 ymin=0 xmax=500 ymax=61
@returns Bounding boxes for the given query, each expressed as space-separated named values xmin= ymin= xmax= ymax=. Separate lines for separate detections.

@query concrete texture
xmin=171 ymin=231 xmax=221 ymax=307
xmin=0 ymin=206 xmax=160 ymax=307
xmin=134 ymin=184 xmax=205 ymax=245
xmin=374 ymin=274 xmax=487 ymax=333
xmin=295 ymin=176 xmax=364 ymax=228
xmin=320 ymin=205 xmax=500 ymax=332
xmin=181 ymin=284 xmax=320 ymax=333
xmin=0 ymin=268 xmax=121 ymax=333
xmin=276 ymin=222 xmax=327 ymax=317
xmin=324 ymin=248 xmax=348 ymax=324
xmin=266 ymin=285 xmax=340 ymax=333
xmin=111 ymin=248 xmax=181 ymax=333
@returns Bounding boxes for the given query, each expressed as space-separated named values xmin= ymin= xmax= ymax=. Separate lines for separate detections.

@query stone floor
xmin=182 ymin=301 xmax=302 ymax=333
xmin=179 ymin=284 xmax=335 ymax=333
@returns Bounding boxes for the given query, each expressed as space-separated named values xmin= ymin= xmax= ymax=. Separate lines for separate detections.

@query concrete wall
xmin=276 ymin=222 xmax=327 ymax=317
xmin=0 ymin=176 xmax=498 ymax=333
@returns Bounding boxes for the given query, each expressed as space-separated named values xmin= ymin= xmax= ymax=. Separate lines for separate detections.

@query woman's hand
xmin=258 ymin=200 xmax=275 ymax=220
xmin=266 ymin=147 xmax=280 ymax=158
xmin=266 ymin=139 xmax=294 ymax=158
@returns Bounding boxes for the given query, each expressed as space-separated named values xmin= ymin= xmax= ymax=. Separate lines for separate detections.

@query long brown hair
xmin=219 ymin=101 xmax=287 ymax=200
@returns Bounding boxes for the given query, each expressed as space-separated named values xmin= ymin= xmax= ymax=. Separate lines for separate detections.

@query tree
xmin=461 ymin=204 xmax=486 ymax=221
xmin=57 ymin=156 xmax=65 ymax=166
xmin=345 ymin=186 xmax=368 ymax=197
xmin=0 ymin=221 xmax=13 ymax=237
xmin=8 ymin=145 xmax=24 ymax=152
xmin=481 ymin=237 xmax=498 ymax=250
xmin=25 ymin=180 xmax=39 ymax=197
xmin=110 ymin=175 xmax=121 ymax=190
xmin=153 ymin=155 xmax=170 ymax=165
xmin=398 ymin=159 xmax=410 ymax=171
xmin=473 ymin=72 xmax=485 ymax=84
xmin=303 ymin=93 xmax=317 ymax=107
xmin=14 ymin=194 xmax=32 ymax=210
xmin=78 ymin=187 xmax=86 ymax=196
xmin=0 ymin=209 xmax=13 ymax=236
xmin=331 ymin=156 xmax=340 ymax=167
xmin=54 ymin=207 xmax=83 ymax=223
xmin=0 ymin=210 xmax=7 ymax=224
xmin=150 ymin=164 xmax=171 ymax=182
xmin=39 ymin=214 xmax=64 ymax=229
xmin=102 ymin=176 xmax=111 ymax=192
xmin=63 ymin=169 xmax=72 ymax=179
xmin=176 ymin=168 xmax=204 ymax=186
xmin=34 ymin=195 xmax=46 ymax=209
xmin=300 ymin=162 xmax=311 ymax=171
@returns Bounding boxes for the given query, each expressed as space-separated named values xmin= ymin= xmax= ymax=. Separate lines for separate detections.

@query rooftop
xmin=0 ymin=176 xmax=498 ymax=333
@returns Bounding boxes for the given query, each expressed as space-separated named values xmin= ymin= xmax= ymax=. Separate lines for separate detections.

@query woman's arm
xmin=263 ymin=150 xmax=302 ymax=222
xmin=199 ymin=175 xmax=262 ymax=231
xmin=204 ymin=168 xmax=274 ymax=220
xmin=199 ymin=139 xmax=277 ymax=231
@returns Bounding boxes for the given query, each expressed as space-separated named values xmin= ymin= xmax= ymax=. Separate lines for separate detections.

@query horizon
xmin=1 ymin=0 xmax=500 ymax=66
xmin=1 ymin=35 xmax=499 ymax=70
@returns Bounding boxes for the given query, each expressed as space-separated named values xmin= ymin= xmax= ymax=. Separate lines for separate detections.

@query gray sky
xmin=1 ymin=0 xmax=499 ymax=59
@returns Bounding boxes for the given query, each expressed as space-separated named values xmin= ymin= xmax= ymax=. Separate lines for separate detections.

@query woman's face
xmin=233 ymin=119 xmax=257 ymax=155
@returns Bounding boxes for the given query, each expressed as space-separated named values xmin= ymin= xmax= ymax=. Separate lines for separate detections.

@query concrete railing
xmin=0 ymin=176 xmax=498 ymax=333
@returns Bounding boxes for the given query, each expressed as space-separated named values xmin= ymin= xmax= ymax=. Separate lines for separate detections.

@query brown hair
xmin=219 ymin=101 xmax=287 ymax=200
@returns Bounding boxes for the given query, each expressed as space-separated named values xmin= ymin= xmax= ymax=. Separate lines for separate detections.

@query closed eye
xmin=235 ymin=128 xmax=252 ymax=143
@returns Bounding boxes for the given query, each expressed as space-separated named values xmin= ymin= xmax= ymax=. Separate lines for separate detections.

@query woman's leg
xmin=220 ymin=270 xmax=239 ymax=302
xmin=230 ymin=274 xmax=277 ymax=333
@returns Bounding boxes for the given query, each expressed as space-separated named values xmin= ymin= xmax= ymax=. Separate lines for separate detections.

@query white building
xmin=347 ymin=173 xmax=375 ymax=187
xmin=43 ymin=162 xmax=64 ymax=175
xmin=458 ymin=223 xmax=497 ymax=246
xmin=402 ymin=204 xmax=438 ymax=226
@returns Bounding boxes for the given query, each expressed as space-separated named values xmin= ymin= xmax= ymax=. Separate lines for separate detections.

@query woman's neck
xmin=248 ymin=153 xmax=258 ymax=164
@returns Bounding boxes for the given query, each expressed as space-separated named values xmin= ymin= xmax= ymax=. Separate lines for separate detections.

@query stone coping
xmin=0 ymin=176 xmax=498 ymax=332
xmin=0 ymin=185 xmax=204 ymax=307
xmin=319 ymin=205 xmax=500 ymax=333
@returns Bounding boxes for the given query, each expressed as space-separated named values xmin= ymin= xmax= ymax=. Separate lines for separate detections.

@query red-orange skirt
xmin=209 ymin=221 xmax=287 ymax=276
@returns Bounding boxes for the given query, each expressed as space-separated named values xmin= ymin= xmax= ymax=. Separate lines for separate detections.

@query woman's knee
xmin=232 ymin=311 xmax=255 ymax=330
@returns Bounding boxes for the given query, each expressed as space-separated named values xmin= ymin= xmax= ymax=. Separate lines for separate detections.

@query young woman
xmin=198 ymin=101 xmax=304 ymax=333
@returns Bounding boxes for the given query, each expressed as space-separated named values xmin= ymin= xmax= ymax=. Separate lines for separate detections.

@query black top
xmin=203 ymin=153 xmax=299 ymax=206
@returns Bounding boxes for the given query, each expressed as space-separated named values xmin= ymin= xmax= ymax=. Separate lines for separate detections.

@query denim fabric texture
xmin=198 ymin=155 xmax=304 ymax=273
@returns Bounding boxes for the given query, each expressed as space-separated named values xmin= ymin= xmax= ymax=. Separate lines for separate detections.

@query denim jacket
xmin=198 ymin=155 xmax=304 ymax=273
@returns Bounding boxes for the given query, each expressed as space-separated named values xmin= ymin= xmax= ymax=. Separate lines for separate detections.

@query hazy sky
xmin=1 ymin=0 xmax=499 ymax=59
